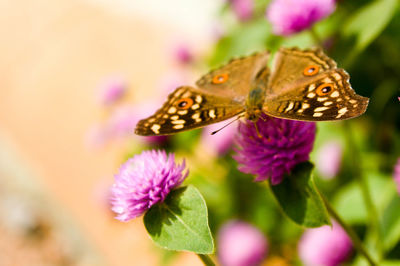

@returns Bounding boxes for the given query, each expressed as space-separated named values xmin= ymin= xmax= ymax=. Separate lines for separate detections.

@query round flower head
xmin=266 ymin=0 xmax=336 ymax=36
xmin=97 ymin=76 xmax=126 ymax=106
xmin=298 ymin=221 xmax=353 ymax=266
xmin=218 ymin=220 xmax=268 ymax=266
xmin=110 ymin=150 xmax=188 ymax=221
xmin=230 ymin=0 xmax=254 ymax=22
xmin=234 ymin=115 xmax=316 ymax=184
xmin=393 ymin=158 xmax=400 ymax=194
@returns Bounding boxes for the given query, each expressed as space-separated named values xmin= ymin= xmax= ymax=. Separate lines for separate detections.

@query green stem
xmin=343 ymin=121 xmax=383 ymax=258
xmin=197 ymin=254 xmax=215 ymax=266
xmin=321 ymin=194 xmax=377 ymax=266
xmin=309 ymin=27 xmax=322 ymax=47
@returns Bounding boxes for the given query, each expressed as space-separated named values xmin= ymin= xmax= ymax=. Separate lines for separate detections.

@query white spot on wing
xmin=307 ymin=92 xmax=316 ymax=98
xmin=151 ymin=124 xmax=160 ymax=134
xmin=209 ymin=109 xmax=216 ymax=119
xmin=315 ymin=106 xmax=329 ymax=112
xmin=168 ymin=107 xmax=177 ymax=114
xmin=173 ymin=124 xmax=184 ymax=129
xmin=330 ymin=91 xmax=339 ymax=98
xmin=313 ymin=112 xmax=323 ymax=117
xmin=285 ymin=102 xmax=294 ymax=112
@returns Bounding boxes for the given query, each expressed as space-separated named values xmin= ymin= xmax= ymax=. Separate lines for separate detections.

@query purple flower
xmin=107 ymin=104 xmax=167 ymax=145
xmin=393 ymin=158 xmax=400 ymax=194
xmin=315 ymin=141 xmax=342 ymax=179
xmin=201 ymin=122 xmax=238 ymax=156
xmin=230 ymin=0 xmax=254 ymax=22
xmin=298 ymin=221 xmax=353 ymax=266
xmin=266 ymin=0 xmax=336 ymax=36
xmin=110 ymin=150 xmax=188 ymax=221
xmin=234 ymin=115 xmax=316 ymax=184
xmin=218 ymin=221 xmax=268 ymax=266
xmin=97 ymin=76 xmax=126 ymax=106
xmin=172 ymin=43 xmax=193 ymax=64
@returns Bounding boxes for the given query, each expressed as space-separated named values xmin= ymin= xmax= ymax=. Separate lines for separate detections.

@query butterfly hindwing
xmin=135 ymin=86 xmax=245 ymax=135
xmin=263 ymin=69 xmax=369 ymax=121
xmin=267 ymin=47 xmax=337 ymax=96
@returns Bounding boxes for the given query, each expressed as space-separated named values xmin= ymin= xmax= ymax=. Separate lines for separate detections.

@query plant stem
xmin=343 ymin=121 xmax=383 ymax=258
xmin=321 ymin=193 xmax=377 ymax=266
xmin=197 ymin=254 xmax=215 ymax=266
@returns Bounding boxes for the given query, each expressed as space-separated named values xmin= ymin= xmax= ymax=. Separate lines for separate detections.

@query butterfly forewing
xmin=263 ymin=69 xmax=369 ymax=121
xmin=196 ymin=51 xmax=270 ymax=100
xmin=135 ymin=86 xmax=245 ymax=136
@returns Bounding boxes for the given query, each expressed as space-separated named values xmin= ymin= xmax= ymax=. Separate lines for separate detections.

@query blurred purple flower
xmin=97 ymin=76 xmax=126 ymax=106
xmin=110 ymin=150 xmax=188 ymax=221
xmin=201 ymin=122 xmax=238 ymax=156
xmin=172 ymin=43 xmax=193 ymax=64
xmin=393 ymin=158 xmax=400 ymax=194
xmin=298 ymin=221 xmax=353 ymax=266
xmin=107 ymin=104 xmax=167 ymax=144
xmin=266 ymin=0 xmax=336 ymax=36
xmin=316 ymin=141 xmax=342 ymax=179
xmin=218 ymin=220 xmax=268 ymax=266
xmin=230 ymin=0 xmax=254 ymax=22
xmin=234 ymin=115 xmax=315 ymax=184
xmin=85 ymin=123 xmax=109 ymax=149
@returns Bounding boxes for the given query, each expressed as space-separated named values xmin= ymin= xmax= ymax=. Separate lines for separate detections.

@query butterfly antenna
xmin=211 ymin=114 xmax=244 ymax=135
xmin=253 ymin=122 xmax=263 ymax=138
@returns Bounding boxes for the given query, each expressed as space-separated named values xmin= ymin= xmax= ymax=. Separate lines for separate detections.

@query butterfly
xmin=135 ymin=47 xmax=369 ymax=136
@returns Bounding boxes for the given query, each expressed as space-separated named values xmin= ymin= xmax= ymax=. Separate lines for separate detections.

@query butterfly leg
xmin=253 ymin=122 xmax=263 ymax=138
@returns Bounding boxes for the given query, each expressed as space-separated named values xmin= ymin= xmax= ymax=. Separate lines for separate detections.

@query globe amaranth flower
xmin=393 ymin=158 xmax=400 ymax=194
xmin=110 ymin=150 xmax=188 ymax=221
xmin=298 ymin=221 xmax=353 ymax=266
xmin=315 ymin=141 xmax=343 ymax=179
xmin=266 ymin=0 xmax=336 ymax=36
xmin=97 ymin=76 xmax=126 ymax=106
xmin=218 ymin=220 xmax=268 ymax=266
xmin=229 ymin=0 xmax=254 ymax=22
xmin=234 ymin=115 xmax=316 ymax=184
xmin=172 ymin=42 xmax=193 ymax=65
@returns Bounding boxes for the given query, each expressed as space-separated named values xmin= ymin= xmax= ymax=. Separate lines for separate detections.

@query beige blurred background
xmin=0 ymin=0 xmax=219 ymax=265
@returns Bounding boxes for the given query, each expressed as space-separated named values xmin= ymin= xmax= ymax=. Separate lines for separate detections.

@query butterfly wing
xmin=196 ymin=51 xmax=270 ymax=101
xmin=135 ymin=52 xmax=270 ymax=136
xmin=267 ymin=47 xmax=337 ymax=96
xmin=135 ymin=86 xmax=245 ymax=135
xmin=263 ymin=69 xmax=369 ymax=121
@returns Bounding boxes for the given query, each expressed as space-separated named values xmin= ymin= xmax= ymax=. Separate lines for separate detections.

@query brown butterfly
xmin=135 ymin=47 xmax=369 ymax=136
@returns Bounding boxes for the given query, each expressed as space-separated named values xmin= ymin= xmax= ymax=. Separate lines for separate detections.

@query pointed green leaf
xmin=343 ymin=0 xmax=398 ymax=53
xmin=381 ymin=193 xmax=400 ymax=252
xmin=270 ymin=162 xmax=330 ymax=228
xmin=143 ymin=185 xmax=214 ymax=254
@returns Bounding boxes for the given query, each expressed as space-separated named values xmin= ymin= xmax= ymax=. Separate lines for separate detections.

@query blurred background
xmin=0 ymin=0 xmax=399 ymax=265
xmin=0 ymin=0 xmax=218 ymax=265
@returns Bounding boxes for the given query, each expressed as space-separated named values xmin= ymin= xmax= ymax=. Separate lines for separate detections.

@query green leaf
xmin=144 ymin=185 xmax=214 ymax=254
xmin=333 ymin=172 xmax=395 ymax=224
xmin=270 ymin=162 xmax=330 ymax=228
xmin=381 ymin=193 xmax=400 ymax=252
xmin=343 ymin=0 xmax=398 ymax=53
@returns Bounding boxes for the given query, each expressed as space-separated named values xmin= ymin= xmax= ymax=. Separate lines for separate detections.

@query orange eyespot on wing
xmin=212 ymin=73 xmax=229 ymax=84
xmin=316 ymin=83 xmax=334 ymax=96
xmin=175 ymin=98 xmax=194 ymax=109
xmin=303 ymin=65 xmax=320 ymax=76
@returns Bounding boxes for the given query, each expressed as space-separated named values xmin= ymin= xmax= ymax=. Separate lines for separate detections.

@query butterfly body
xmin=135 ymin=47 xmax=369 ymax=136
